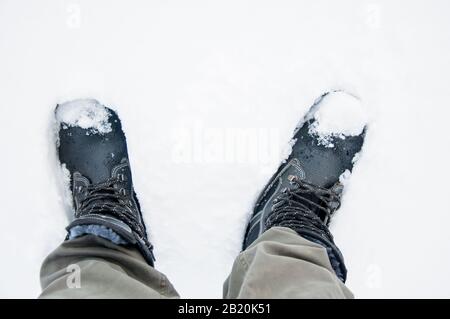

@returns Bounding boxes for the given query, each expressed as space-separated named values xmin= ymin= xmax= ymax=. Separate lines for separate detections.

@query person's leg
xmin=40 ymin=235 xmax=179 ymax=299
xmin=223 ymin=227 xmax=352 ymax=299
xmin=41 ymin=99 xmax=173 ymax=298
xmin=228 ymin=91 xmax=366 ymax=299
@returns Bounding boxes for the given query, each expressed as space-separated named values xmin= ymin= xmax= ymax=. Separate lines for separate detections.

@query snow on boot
xmin=242 ymin=91 xmax=367 ymax=281
xmin=55 ymin=99 xmax=154 ymax=265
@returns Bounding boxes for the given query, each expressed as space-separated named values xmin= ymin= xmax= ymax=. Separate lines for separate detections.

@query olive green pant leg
xmin=39 ymin=235 xmax=179 ymax=299
xmin=223 ymin=226 xmax=354 ymax=299
xmin=40 ymin=227 xmax=352 ymax=299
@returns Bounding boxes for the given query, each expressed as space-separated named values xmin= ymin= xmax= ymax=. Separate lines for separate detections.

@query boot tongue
xmin=287 ymin=175 xmax=330 ymax=223
xmin=79 ymin=179 xmax=125 ymax=216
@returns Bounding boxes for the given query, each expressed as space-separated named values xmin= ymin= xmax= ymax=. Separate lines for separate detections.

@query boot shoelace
xmin=76 ymin=176 xmax=151 ymax=249
xmin=265 ymin=175 xmax=341 ymax=241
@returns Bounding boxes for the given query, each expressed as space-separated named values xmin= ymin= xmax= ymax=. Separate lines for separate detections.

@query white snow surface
xmin=309 ymin=91 xmax=368 ymax=147
xmin=1 ymin=0 xmax=450 ymax=298
xmin=56 ymin=99 xmax=112 ymax=135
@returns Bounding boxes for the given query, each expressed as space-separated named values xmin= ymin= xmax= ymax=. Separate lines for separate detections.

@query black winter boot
xmin=56 ymin=99 xmax=154 ymax=265
xmin=242 ymin=91 xmax=366 ymax=282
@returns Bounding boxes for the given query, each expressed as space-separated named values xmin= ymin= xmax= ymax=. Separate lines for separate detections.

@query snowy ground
xmin=1 ymin=0 xmax=450 ymax=298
